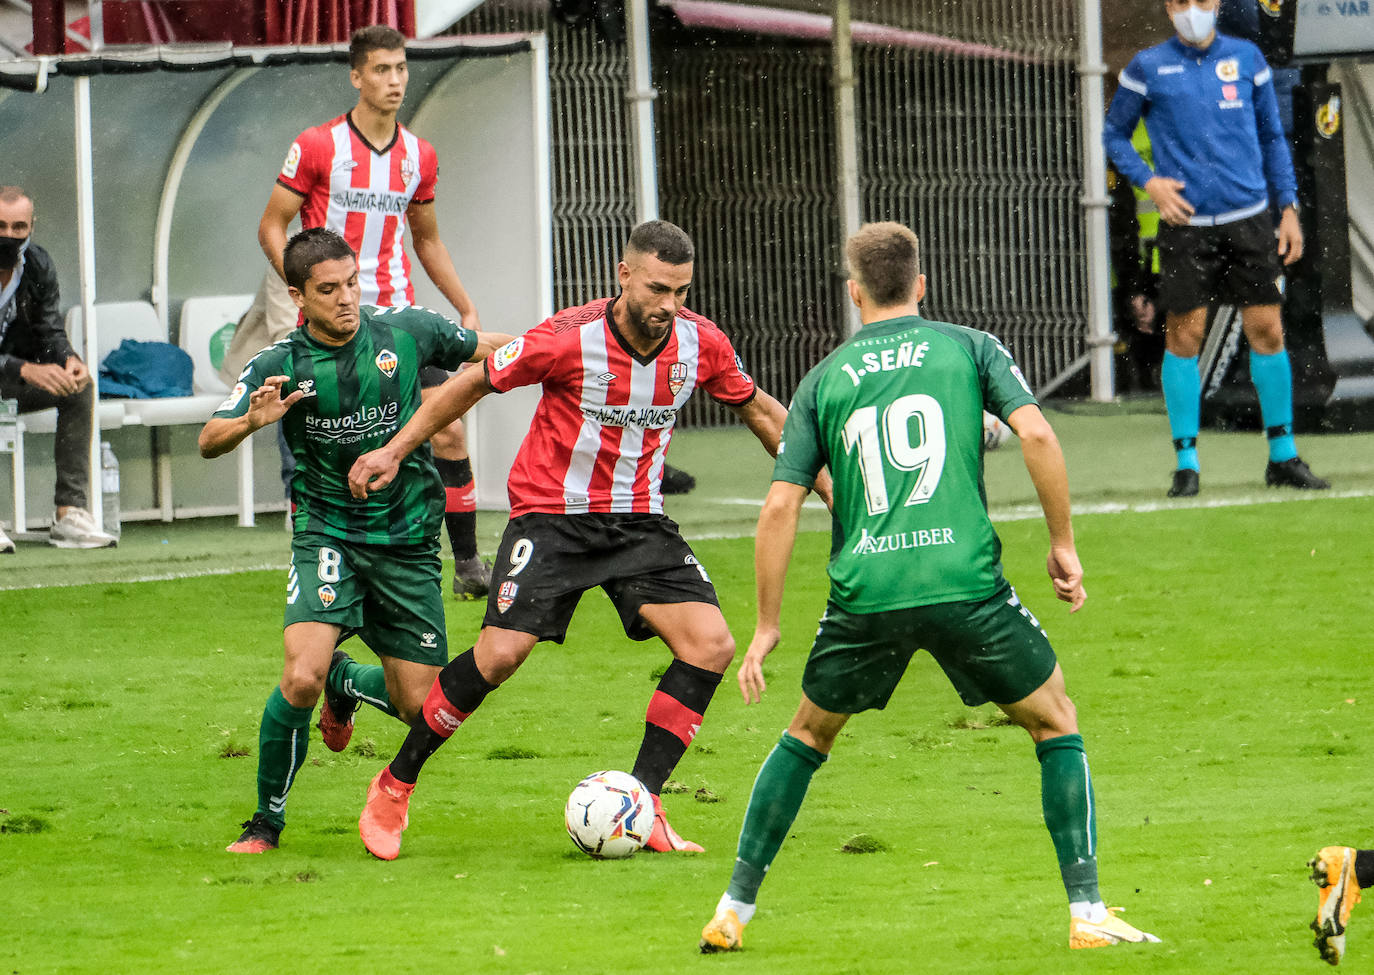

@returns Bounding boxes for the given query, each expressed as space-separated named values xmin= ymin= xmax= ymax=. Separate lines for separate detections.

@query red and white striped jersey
xmin=486 ymin=298 xmax=757 ymax=517
xmin=277 ymin=112 xmax=438 ymax=307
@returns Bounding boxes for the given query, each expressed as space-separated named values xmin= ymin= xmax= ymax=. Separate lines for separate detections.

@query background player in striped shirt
xmin=200 ymin=229 xmax=510 ymax=854
xmin=345 ymin=220 xmax=829 ymax=861
xmin=258 ymin=24 xmax=492 ymax=599
xmin=697 ymin=223 xmax=1157 ymax=953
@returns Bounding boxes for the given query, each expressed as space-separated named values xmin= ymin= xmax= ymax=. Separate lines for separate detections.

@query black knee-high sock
xmin=631 ymin=659 xmax=722 ymax=794
xmin=435 ymin=457 xmax=477 ymax=560
xmin=389 ymin=648 xmax=496 ymax=785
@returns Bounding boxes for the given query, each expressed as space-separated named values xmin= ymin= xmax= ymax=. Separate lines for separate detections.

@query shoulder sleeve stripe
xmin=1118 ymin=70 xmax=1147 ymax=96
xmin=1254 ymin=66 xmax=1271 ymax=86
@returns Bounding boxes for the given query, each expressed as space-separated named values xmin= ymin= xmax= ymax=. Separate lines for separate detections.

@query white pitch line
xmin=0 ymin=561 xmax=286 ymax=592
xmin=4 ymin=487 xmax=1371 ymax=589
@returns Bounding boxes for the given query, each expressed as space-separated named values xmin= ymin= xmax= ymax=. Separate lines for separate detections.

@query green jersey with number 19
xmin=213 ymin=304 xmax=478 ymax=546
xmin=774 ymin=315 xmax=1037 ymax=614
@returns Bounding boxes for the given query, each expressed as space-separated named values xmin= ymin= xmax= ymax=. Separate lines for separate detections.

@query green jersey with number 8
xmin=774 ymin=315 xmax=1037 ymax=613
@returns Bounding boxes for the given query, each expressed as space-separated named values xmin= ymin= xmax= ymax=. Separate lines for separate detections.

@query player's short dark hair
xmin=349 ymin=24 xmax=406 ymax=69
xmin=846 ymin=222 xmax=921 ymax=306
xmin=283 ymin=228 xmax=356 ymax=291
xmin=625 ymin=219 xmax=695 ymax=265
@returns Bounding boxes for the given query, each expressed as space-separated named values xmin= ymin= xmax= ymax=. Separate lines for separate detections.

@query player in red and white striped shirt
xmin=258 ymin=25 xmax=490 ymax=601
xmin=347 ymin=221 xmax=830 ymax=861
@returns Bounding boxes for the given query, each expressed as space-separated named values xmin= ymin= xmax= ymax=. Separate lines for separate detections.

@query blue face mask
xmin=1172 ymin=5 xmax=1217 ymax=45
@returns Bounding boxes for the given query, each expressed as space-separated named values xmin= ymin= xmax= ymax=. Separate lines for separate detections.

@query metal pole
xmin=625 ymin=0 xmax=658 ymax=224
xmin=75 ymin=75 xmax=102 ymax=530
xmin=1079 ymin=0 xmax=1115 ymax=401
xmin=833 ymin=0 xmax=862 ymax=334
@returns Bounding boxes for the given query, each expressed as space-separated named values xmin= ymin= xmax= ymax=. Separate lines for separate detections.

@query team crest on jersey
xmin=375 ymin=349 xmax=398 ymax=378
xmin=317 ymin=584 xmax=336 ymax=608
xmin=492 ymin=337 xmax=524 ymax=372
xmin=496 ymin=580 xmax=518 ymax=614
xmin=1317 ymin=95 xmax=1342 ymax=139
xmin=1215 ymin=59 xmax=1239 ymax=83
xmin=400 ymin=157 xmax=417 ymax=185
xmin=281 ymin=142 xmax=302 ymax=179
xmin=668 ymin=361 xmax=688 ymax=395
xmin=1258 ymin=0 xmax=1282 ymax=16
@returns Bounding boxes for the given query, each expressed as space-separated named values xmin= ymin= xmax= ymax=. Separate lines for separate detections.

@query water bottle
xmin=100 ymin=441 xmax=121 ymax=538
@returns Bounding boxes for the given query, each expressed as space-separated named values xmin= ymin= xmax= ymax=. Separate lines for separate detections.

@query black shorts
xmin=419 ymin=365 xmax=450 ymax=389
xmin=1157 ymin=212 xmax=1284 ymax=314
xmin=481 ymin=512 xmax=719 ymax=643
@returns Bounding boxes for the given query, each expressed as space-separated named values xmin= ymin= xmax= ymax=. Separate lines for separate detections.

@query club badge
xmin=375 ymin=349 xmax=398 ymax=378
xmin=318 ymin=584 xmax=336 ymax=608
xmin=668 ymin=361 xmax=688 ymax=395
xmin=1317 ymin=95 xmax=1341 ymax=139
xmin=497 ymin=580 xmax=518 ymax=614
xmin=1215 ymin=59 xmax=1239 ymax=83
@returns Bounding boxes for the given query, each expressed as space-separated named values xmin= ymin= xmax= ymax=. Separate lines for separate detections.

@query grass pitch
xmin=3 ymin=496 xmax=1371 ymax=973
xmin=2 ymin=405 xmax=1372 ymax=973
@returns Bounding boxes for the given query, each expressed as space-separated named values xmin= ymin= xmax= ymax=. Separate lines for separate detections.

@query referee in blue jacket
xmin=1104 ymin=0 xmax=1328 ymax=497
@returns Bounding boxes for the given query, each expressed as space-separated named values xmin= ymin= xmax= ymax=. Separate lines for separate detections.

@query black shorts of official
xmin=1156 ymin=212 xmax=1284 ymax=314
xmin=419 ymin=365 xmax=450 ymax=389
xmin=481 ymin=512 xmax=720 ymax=644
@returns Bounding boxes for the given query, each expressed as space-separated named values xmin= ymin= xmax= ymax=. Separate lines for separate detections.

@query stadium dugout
xmin=0 ymin=29 xmax=550 ymax=534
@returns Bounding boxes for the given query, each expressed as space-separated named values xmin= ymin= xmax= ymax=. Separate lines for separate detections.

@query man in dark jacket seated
xmin=0 ymin=186 xmax=116 ymax=551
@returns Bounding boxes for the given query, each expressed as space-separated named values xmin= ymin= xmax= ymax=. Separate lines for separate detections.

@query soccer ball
xmin=982 ymin=411 xmax=1014 ymax=450
xmin=564 ymin=770 xmax=655 ymax=859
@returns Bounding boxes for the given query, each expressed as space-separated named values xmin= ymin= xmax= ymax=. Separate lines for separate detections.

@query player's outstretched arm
xmin=407 ymin=202 xmax=481 ymax=331
xmin=740 ymin=480 xmax=808 ymax=703
xmin=198 ymin=376 xmax=303 ymax=459
xmin=259 ymin=185 xmax=305 ymax=281
xmin=348 ymin=366 xmax=494 ymax=498
xmin=470 ymin=331 xmax=515 ymax=363
xmin=1007 ymin=403 xmax=1085 ymax=612
xmin=731 ymin=391 xmax=834 ymax=508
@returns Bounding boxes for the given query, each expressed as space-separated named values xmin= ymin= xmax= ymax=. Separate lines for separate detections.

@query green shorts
xmin=285 ymin=530 xmax=448 ymax=666
xmin=802 ymin=582 xmax=1058 ymax=714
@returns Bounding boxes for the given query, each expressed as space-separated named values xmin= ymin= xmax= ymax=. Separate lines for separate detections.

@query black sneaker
xmin=661 ymin=465 xmax=697 ymax=495
xmin=1167 ymin=469 xmax=1199 ymax=498
xmin=318 ymin=649 xmax=358 ymax=752
xmin=1266 ymin=457 xmax=1330 ymax=490
xmin=226 ymin=813 xmax=280 ymax=853
xmin=453 ymin=555 xmax=492 ymax=599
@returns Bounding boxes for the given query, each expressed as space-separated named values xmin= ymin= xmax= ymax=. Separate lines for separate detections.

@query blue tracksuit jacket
xmin=1103 ymin=32 xmax=1297 ymax=226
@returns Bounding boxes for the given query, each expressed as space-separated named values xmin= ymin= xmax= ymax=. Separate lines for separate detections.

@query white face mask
xmin=1172 ymin=5 xmax=1217 ymax=45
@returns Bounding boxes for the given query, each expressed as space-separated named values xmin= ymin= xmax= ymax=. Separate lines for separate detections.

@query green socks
xmin=726 ymin=732 xmax=828 ymax=905
xmin=255 ymin=687 xmax=313 ymax=831
xmin=1036 ymin=733 xmax=1101 ymax=904
xmin=326 ymin=655 xmax=398 ymax=719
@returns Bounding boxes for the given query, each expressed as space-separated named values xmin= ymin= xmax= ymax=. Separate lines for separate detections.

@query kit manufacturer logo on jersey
xmin=1216 ymin=58 xmax=1240 ymax=83
xmin=281 ymin=142 xmax=302 ymax=179
xmin=318 ymin=584 xmax=336 ymax=608
xmin=420 ymin=632 xmax=438 ymax=649
xmin=1318 ymin=95 xmax=1342 ymax=138
xmin=497 ymin=580 xmax=518 ymax=614
xmin=668 ymin=361 xmax=688 ymax=395
xmin=598 ymin=371 xmax=617 ymax=385
xmin=375 ymin=349 xmax=398 ymax=378
xmin=296 ymin=379 xmax=316 ymax=398
xmin=492 ymin=337 xmax=524 ymax=371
